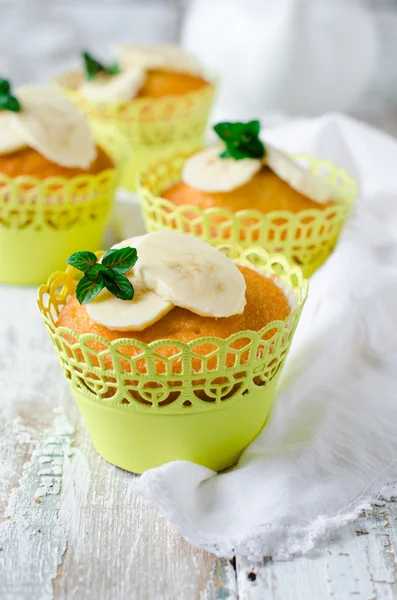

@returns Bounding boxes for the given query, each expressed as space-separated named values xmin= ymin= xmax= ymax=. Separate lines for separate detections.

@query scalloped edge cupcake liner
xmin=137 ymin=153 xmax=358 ymax=278
xmin=38 ymin=246 xmax=308 ymax=473
xmin=0 ymin=169 xmax=117 ymax=285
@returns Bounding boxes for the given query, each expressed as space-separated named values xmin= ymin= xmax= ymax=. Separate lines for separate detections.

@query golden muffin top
xmin=58 ymin=230 xmax=294 ymax=340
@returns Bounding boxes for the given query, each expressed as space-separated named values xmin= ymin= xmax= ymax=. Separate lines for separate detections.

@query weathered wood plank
xmin=0 ymin=285 xmax=234 ymax=600
xmin=54 ymin=413 xmax=235 ymax=600
xmin=236 ymin=503 xmax=397 ymax=600
xmin=200 ymin=559 xmax=238 ymax=600
xmin=0 ymin=398 xmax=235 ymax=600
xmin=0 ymin=409 xmax=73 ymax=600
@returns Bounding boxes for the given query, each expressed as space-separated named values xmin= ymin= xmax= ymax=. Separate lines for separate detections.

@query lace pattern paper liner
xmin=38 ymin=246 xmax=308 ymax=415
xmin=0 ymin=169 xmax=117 ymax=231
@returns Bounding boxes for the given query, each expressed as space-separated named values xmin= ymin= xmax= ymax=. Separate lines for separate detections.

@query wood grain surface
xmin=0 ymin=259 xmax=396 ymax=600
xmin=0 ymin=326 xmax=396 ymax=599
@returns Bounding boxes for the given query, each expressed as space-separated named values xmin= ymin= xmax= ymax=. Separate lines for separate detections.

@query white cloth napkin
xmin=132 ymin=113 xmax=397 ymax=559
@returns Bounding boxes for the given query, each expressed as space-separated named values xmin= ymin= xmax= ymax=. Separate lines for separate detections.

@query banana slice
xmin=0 ymin=112 xmax=28 ymax=155
xmin=81 ymin=68 xmax=146 ymax=103
xmin=266 ymin=146 xmax=333 ymax=204
xmin=85 ymin=273 xmax=173 ymax=332
xmin=113 ymin=43 xmax=204 ymax=77
xmin=182 ymin=146 xmax=261 ymax=193
xmin=11 ymin=86 xmax=96 ymax=169
xmin=135 ymin=230 xmax=247 ymax=318
xmin=86 ymin=234 xmax=174 ymax=331
xmin=87 ymin=231 xmax=246 ymax=329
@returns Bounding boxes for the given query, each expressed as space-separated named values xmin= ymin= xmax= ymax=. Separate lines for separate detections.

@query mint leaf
xmin=0 ymin=78 xmax=21 ymax=113
xmin=82 ymin=51 xmax=120 ymax=81
xmin=102 ymin=247 xmax=138 ymax=274
xmin=68 ymin=247 xmax=136 ymax=304
xmin=0 ymin=79 xmax=10 ymax=95
xmin=214 ymin=120 xmax=265 ymax=161
xmin=67 ymin=250 xmax=98 ymax=272
xmin=102 ymin=270 xmax=134 ymax=301
xmin=246 ymin=120 xmax=260 ymax=137
xmin=0 ymin=96 xmax=20 ymax=112
xmin=3 ymin=96 xmax=20 ymax=112
xmin=213 ymin=122 xmax=235 ymax=141
xmin=85 ymin=264 xmax=107 ymax=282
xmin=76 ymin=275 xmax=104 ymax=305
xmin=82 ymin=51 xmax=104 ymax=81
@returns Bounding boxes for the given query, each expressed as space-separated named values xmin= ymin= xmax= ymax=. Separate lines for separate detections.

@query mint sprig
xmin=0 ymin=78 xmax=21 ymax=112
xmin=82 ymin=51 xmax=120 ymax=81
xmin=213 ymin=120 xmax=265 ymax=161
xmin=67 ymin=247 xmax=138 ymax=305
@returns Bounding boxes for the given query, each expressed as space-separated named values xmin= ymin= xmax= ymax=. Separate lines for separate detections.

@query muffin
xmin=138 ymin=120 xmax=357 ymax=278
xmin=0 ymin=145 xmax=112 ymax=180
xmin=38 ymin=230 xmax=308 ymax=473
xmin=55 ymin=46 xmax=216 ymax=191
xmin=0 ymin=80 xmax=117 ymax=285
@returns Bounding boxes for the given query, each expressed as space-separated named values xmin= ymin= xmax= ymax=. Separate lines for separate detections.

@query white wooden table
xmin=1 ymin=1 xmax=397 ymax=595
xmin=0 ymin=284 xmax=396 ymax=600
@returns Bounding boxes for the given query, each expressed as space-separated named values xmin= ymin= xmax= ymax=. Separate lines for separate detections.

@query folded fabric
xmin=132 ymin=113 xmax=397 ymax=559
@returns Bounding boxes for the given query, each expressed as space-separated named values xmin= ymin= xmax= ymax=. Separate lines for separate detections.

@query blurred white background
xmin=1 ymin=0 xmax=397 ymax=134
